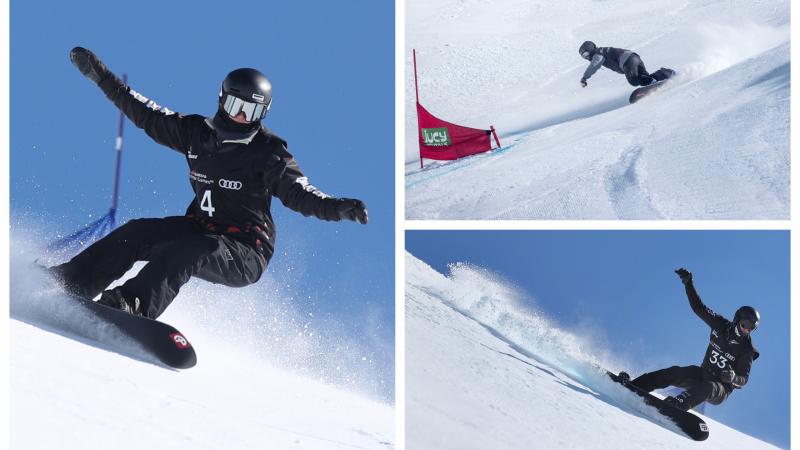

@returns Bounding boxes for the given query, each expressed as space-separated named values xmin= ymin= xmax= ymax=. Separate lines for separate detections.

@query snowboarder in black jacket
xmin=626 ymin=268 xmax=760 ymax=411
xmin=49 ymin=47 xmax=368 ymax=319
xmin=578 ymin=41 xmax=675 ymax=88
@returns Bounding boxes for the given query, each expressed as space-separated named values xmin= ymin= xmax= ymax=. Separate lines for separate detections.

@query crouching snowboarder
xmin=48 ymin=47 xmax=368 ymax=319
xmin=578 ymin=41 xmax=675 ymax=88
xmin=622 ymin=268 xmax=760 ymax=411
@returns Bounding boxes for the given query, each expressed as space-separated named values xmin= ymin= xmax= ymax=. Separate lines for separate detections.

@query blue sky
xmin=10 ymin=1 xmax=394 ymax=400
xmin=407 ymin=230 xmax=789 ymax=448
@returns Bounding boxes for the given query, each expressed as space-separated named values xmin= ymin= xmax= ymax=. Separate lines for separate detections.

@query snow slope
xmin=405 ymin=0 xmax=789 ymax=219
xmin=405 ymin=252 xmax=780 ymax=449
xmin=10 ymin=245 xmax=394 ymax=450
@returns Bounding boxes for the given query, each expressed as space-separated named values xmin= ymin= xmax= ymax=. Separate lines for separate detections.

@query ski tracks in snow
xmin=405 ymin=253 xmax=783 ymax=449
xmin=602 ymin=126 xmax=663 ymax=219
xmin=405 ymin=0 xmax=788 ymax=220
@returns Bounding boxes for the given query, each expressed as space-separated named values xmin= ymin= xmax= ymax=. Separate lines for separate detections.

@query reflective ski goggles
xmin=739 ymin=319 xmax=757 ymax=331
xmin=221 ymin=93 xmax=271 ymax=122
xmin=581 ymin=51 xmax=591 ymax=59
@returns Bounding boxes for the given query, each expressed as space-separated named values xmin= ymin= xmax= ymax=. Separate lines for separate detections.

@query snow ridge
xmin=405 ymin=0 xmax=789 ymax=219
xmin=405 ymin=252 xmax=779 ymax=449
xmin=10 ymin=234 xmax=394 ymax=450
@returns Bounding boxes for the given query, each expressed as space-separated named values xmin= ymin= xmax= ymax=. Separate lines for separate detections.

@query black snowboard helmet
xmin=218 ymin=68 xmax=273 ymax=123
xmin=579 ymin=41 xmax=597 ymax=60
xmin=733 ymin=306 xmax=760 ymax=333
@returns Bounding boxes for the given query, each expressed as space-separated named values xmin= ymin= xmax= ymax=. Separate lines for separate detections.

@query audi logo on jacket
xmin=682 ymin=282 xmax=759 ymax=391
xmin=98 ymin=75 xmax=346 ymax=257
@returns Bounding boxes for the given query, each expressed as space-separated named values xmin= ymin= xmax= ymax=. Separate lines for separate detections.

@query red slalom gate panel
xmin=416 ymin=102 xmax=493 ymax=161
xmin=413 ymin=49 xmax=501 ymax=168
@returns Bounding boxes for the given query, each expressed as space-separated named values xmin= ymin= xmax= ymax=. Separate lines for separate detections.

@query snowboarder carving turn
xmin=578 ymin=41 xmax=675 ymax=88
xmin=621 ymin=268 xmax=760 ymax=411
xmin=48 ymin=47 xmax=368 ymax=319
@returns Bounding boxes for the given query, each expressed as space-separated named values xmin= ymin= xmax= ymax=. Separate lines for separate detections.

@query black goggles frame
xmin=739 ymin=318 xmax=757 ymax=331
xmin=221 ymin=92 xmax=271 ymax=122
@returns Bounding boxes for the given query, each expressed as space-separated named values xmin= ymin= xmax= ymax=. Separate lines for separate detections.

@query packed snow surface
xmin=405 ymin=0 xmax=789 ymax=219
xmin=10 ymin=243 xmax=394 ymax=450
xmin=405 ymin=252 xmax=779 ymax=449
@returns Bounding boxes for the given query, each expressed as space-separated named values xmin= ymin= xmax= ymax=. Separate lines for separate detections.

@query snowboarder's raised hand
xmin=70 ymin=47 xmax=111 ymax=85
xmin=720 ymin=369 xmax=736 ymax=384
xmin=335 ymin=198 xmax=368 ymax=224
xmin=675 ymin=268 xmax=693 ymax=285
xmin=580 ymin=78 xmax=588 ymax=88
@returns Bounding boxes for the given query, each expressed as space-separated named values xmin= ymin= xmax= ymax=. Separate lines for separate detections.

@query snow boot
xmin=39 ymin=263 xmax=94 ymax=300
xmin=652 ymin=67 xmax=676 ymax=81
xmin=664 ymin=392 xmax=691 ymax=411
xmin=98 ymin=287 xmax=142 ymax=316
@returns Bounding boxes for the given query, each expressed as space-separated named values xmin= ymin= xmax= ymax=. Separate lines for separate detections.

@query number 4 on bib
xmin=200 ymin=190 xmax=215 ymax=217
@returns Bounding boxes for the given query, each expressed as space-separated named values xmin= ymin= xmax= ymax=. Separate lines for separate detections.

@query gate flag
xmin=413 ymin=49 xmax=501 ymax=168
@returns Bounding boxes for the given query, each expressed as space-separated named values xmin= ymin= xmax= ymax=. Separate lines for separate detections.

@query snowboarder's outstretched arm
xmin=674 ymin=268 xmax=727 ymax=329
xmin=580 ymin=54 xmax=605 ymax=86
xmin=270 ymin=144 xmax=368 ymax=224
xmin=70 ymin=47 xmax=192 ymax=155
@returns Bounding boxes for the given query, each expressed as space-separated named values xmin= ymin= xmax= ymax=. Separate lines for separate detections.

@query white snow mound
xmin=405 ymin=0 xmax=789 ymax=219
xmin=10 ymin=241 xmax=394 ymax=450
xmin=405 ymin=252 xmax=779 ymax=449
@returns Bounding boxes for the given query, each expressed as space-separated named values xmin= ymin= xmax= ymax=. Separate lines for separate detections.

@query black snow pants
xmin=622 ymin=54 xmax=658 ymax=87
xmin=622 ymin=54 xmax=676 ymax=87
xmin=52 ymin=216 xmax=269 ymax=319
xmin=631 ymin=365 xmax=730 ymax=409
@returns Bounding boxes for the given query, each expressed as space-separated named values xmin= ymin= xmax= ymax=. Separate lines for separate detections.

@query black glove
xmin=335 ymin=198 xmax=368 ymax=224
xmin=580 ymin=78 xmax=588 ymax=88
xmin=720 ymin=369 xmax=736 ymax=384
xmin=70 ymin=47 xmax=111 ymax=84
xmin=675 ymin=268 xmax=692 ymax=285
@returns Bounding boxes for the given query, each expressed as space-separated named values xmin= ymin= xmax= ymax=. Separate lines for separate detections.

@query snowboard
xmin=629 ymin=80 xmax=669 ymax=104
xmin=63 ymin=293 xmax=197 ymax=369
xmin=607 ymin=371 xmax=709 ymax=441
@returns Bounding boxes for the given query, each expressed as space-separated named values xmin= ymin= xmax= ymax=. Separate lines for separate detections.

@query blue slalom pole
xmin=48 ymin=73 xmax=128 ymax=255
xmin=108 ymin=73 xmax=127 ymax=229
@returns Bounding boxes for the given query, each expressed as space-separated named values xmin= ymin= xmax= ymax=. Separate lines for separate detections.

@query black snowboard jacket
xmin=96 ymin=75 xmax=348 ymax=258
xmin=582 ymin=46 xmax=635 ymax=81
xmin=683 ymin=282 xmax=759 ymax=391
